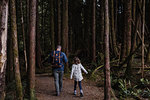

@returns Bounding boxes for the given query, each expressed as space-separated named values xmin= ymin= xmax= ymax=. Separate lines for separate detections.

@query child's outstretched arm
xmin=80 ymin=64 xmax=88 ymax=74
xmin=70 ymin=65 xmax=74 ymax=79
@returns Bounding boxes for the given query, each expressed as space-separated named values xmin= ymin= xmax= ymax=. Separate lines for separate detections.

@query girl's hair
xmin=73 ymin=57 xmax=81 ymax=64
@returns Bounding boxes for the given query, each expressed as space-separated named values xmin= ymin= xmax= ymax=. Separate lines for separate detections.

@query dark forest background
xmin=0 ymin=0 xmax=150 ymax=100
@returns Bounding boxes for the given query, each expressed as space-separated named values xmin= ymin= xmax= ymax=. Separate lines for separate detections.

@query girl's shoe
xmin=74 ymin=90 xmax=77 ymax=96
xmin=80 ymin=93 xmax=83 ymax=97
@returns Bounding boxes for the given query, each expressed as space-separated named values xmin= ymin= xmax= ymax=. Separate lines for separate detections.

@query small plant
xmin=118 ymin=79 xmax=138 ymax=98
xmin=140 ymin=78 xmax=150 ymax=86
xmin=140 ymin=88 xmax=150 ymax=98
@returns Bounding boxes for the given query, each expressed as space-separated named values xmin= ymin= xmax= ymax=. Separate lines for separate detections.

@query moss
xmin=15 ymin=74 xmax=23 ymax=100
xmin=30 ymin=88 xmax=36 ymax=100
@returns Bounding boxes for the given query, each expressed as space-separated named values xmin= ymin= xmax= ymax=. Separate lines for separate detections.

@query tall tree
xmin=99 ymin=0 xmax=104 ymax=52
xmin=10 ymin=0 xmax=23 ymax=99
xmin=20 ymin=0 xmax=28 ymax=71
xmin=36 ymin=0 xmax=42 ymax=69
xmin=84 ymin=0 xmax=91 ymax=57
xmin=0 ymin=0 xmax=8 ymax=99
xmin=92 ymin=0 xmax=96 ymax=62
xmin=141 ymin=0 xmax=145 ymax=77
xmin=57 ymin=0 xmax=61 ymax=45
xmin=50 ymin=0 xmax=55 ymax=50
xmin=110 ymin=0 xmax=118 ymax=57
xmin=29 ymin=0 xmax=36 ymax=99
xmin=124 ymin=0 xmax=132 ymax=76
xmin=104 ymin=0 xmax=111 ymax=99
xmin=62 ymin=0 xmax=69 ymax=72
xmin=120 ymin=2 xmax=127 ymax=62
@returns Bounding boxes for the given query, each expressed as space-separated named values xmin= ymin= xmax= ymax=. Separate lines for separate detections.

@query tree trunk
xmin=141 ymin=0 xmax=145 ymax=78
xmin=57 ymin=0 xmax=61 ymax=45
xmin=146 ymin=44 xmax=150 ymax=63
xmin=120 ymin=2 xmax=126 ymax=62
xmin=92 ymin=0 xmax=96 ymax=62
xmin=26 ymin=0 xmax=30 ymax=66
xmin=104 ymin=0 xmax=111 ymax=99
xmin=124 ymin=0 xmax=132 ymax=77
xmin=99 ymin=0 xmax=104 ymax=52
xmin=50 ymin=0 xmax=55 ymax=50
xmin=84 ymin=0 xmax=91 ymax=57
xmin=20 ymin=0 xmax=28 ymax=72
xmin=36 ymin=0 xmax=42 ymax=69
xmin=110 ymin=0 xmax=118 ymax=57
xmin=0 ymin=0 xmax=8 ymax=99
xmin=29 ymin=0 xmax=36 ymax=99
xmin=6 ymin=20 xmax=14 ymax=83
xmin=62 ymin=0 xmax=69 ymax=73
xmin=10 ymin=0 xmax=23 ymax=99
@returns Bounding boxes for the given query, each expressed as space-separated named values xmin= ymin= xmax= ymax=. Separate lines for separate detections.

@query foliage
xmin=112 ymin=78 xmax=150 ymax=99
xmin=140 ymin=78 xmax=150 ymax=86
xmin=118 ymin=79 xmax=138 ymax=98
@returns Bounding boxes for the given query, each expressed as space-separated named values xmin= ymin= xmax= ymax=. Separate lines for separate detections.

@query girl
xmin=70 ymin=57 xmax=88 ymax=97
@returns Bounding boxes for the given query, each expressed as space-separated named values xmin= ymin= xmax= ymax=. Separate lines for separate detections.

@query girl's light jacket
xmin=70 ymin=63 xmax=88 ymax=81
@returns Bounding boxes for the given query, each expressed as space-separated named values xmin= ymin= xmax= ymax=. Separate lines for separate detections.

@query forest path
xmin=35 ymin=74 xmax=104 ymax=100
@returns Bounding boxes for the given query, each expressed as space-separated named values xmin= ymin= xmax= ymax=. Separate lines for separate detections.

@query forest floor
xmin=35 ymin=74 xmax=104 ymax=100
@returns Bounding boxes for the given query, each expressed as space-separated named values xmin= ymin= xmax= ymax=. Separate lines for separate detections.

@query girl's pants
xmin=74 ymin=80 xmax=82 ymax=91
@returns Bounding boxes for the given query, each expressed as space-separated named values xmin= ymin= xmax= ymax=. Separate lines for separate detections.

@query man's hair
xmin=57 ymin=45 xmax=61 ymax=49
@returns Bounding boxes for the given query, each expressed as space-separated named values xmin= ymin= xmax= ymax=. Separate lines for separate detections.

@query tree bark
xmin=10 ymin=0 xmax=23 ymax=99
xmin=120 ymin=2 xmax=127 ymax=62
xmin=36 ymin=0 xmax=42 ymax=69
xmin=57 ymin=0 xmax=61 ymax=45
xmin=99 ymin=0 xmax=104 ymax=52
xmin=146 ymin=44 xmax=150 ymax=63
xmin=92 ymin=0 xmax=96 ymax=62
xmin=104 ymin=0 xmax=111 ymax=99
xmin=20 ymin=0 xmax=28 ymax=72
xmin=62 ymin=0 xmax=69 ymax=73
xmin=84 ymin=0 xmax=91 ymax=57
xmin=29 ymin=0 xmax=36 ymax=99
xmin=110 ymin=0 xmax=118 ymax=57
xmin=0 ymin=0 xmax=8 ymax=99
xmin=141 ymin=0 xmax=145 ymax=78
xmin=50 ymin=0 xmax=55 ymax=50
xmin=124 ymin=0 xmax=132 ymax=77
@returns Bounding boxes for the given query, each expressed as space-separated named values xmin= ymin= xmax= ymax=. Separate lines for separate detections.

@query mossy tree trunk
xmin=10 ymin=0 xmax=23 ymax=99
xmin=0 ymin=0 xmax=8 ymax=99
xmin=104 ymin=0 xmax=111 ymax=99
xmin=29 ymin=0 xmax=36 ymax=99
xmin=62 ymin=0 xmax=69 ymax=73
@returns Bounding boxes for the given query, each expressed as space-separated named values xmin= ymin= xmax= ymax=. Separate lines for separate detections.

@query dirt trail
xmin=35 ymin=74 xmax=104 ymax=100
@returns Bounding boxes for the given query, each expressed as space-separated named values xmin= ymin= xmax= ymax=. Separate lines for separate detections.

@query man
xmin=49 ymin=45 xmax=68 ymax=96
